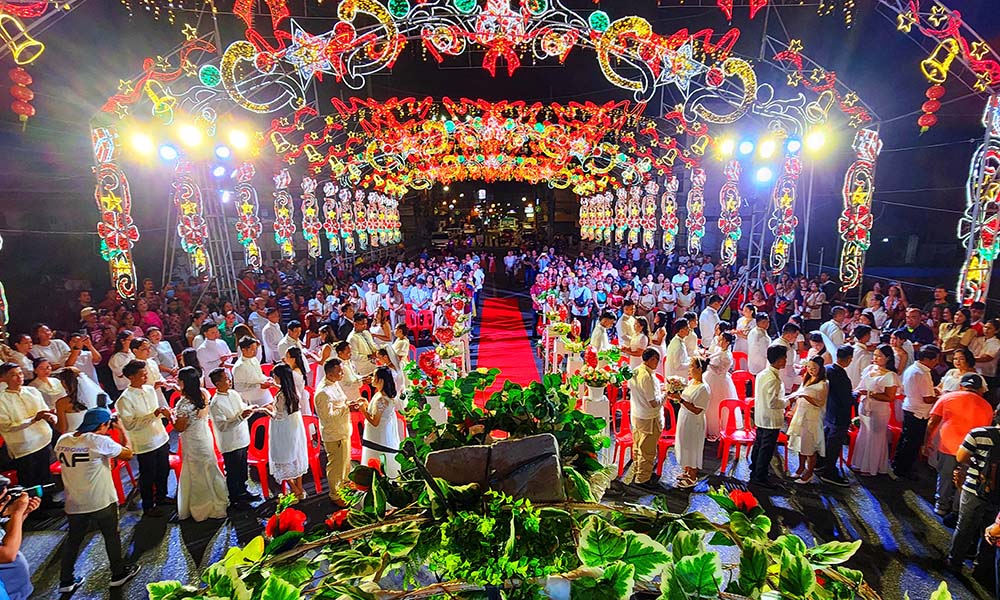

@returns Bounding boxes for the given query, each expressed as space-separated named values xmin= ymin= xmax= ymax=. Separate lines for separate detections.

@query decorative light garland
xmin=627 ymin=185 xmax=641 ymax=247
xmin=837 ymin=129 xmax=882 ymax=292
xmin=767 ymin=155 xmax=803 ymax=274
xmin=0 ymin=14 xmax=45 ymax=65
xmin=234 ymin=162 xmax=263 ymax=269
xmin=641 ymin=180 xmax=659 ymax=249
xmin=340 ymin=187 xmax=356 ymax=254
xmin=957 ymin=95 xmax=1000 ymax=305
xmin=660 ymin=175 xmax=679 ymax=253
xmin=300 ymin=176 xmax=322 ymax=258
xmin=686 ymin=168 xmax=706 ymax=256
xmin=91 ymin=126 xmax=138 ymax=299
xmin=718 ymin=159 xmax=742 ymax=267
xmin=614 ymin=188 xmax=627 ymax=246
xmin=170 ymin=160 xmax=211 ymax=277
xmin=272 ymin=168 xmax=296 ymax=260
xmin=354 ymin=190 xmax=369 ymax=252
xmin=322 ymin=181 xmax=341 ymax=254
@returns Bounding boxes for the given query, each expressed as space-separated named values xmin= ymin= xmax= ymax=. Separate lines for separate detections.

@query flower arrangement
xmin=436 ymin=343 xmax=462 ymax=360
xmin=665 ymin=375 xmax=687 ymax=396
xmin=564 ymin=339 xmax=586 ymax=354
xmin=573 ymin=363 xmax=634 ymax=388
xmin=548 ymin=322 xmax=572 ymax=336
xmin=544 ymin=309 xmax=564 ymax=323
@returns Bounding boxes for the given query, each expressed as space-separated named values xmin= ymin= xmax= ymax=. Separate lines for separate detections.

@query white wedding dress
xmin=176 ymin=395 xmax=228 ymax=521
xmin=361 ymin=391 xmax=401 ymax=478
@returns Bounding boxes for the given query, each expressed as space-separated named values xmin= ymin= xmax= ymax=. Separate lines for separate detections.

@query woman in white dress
xmin=391 ymin=324 xmax=411 ymax=367
xmin=173 ymin=367 xmax=229 ymax=521
xmin=108 ymin=331 xmax=135 ymax=394
xmin=147 ymin=327 xmax=179 ymax=379
xmin=314 ymin=326 xmax=339 ymax=387
xmin=804 ymin=333 xmax=832 ymax=368
xmin=361 ymin=366 xmax=402 ymax=478
xmin=939 ymin=348 xmax=976 ymax=393
xmin=28 ymin=358 xmax=65 ymax=409
xmin=627 ymin=317 xmax=650 ymax=370
xmin=269 ymin=363 xmax=310 ymax=500
xmin=672 ymin=358 xmax=711 ymax=489
xmin=734 ymin=304 xmax=755 ymax=355
xmin=284 ymin=347 xmax=312 ymax=417
xmin=675 ymin=282 xmax=695 ymax=319
xmin=53 ymin=368 xmax=94 ymax=434
xmin=851 ymin=345 xmax=899 ymax=476
xmin=704 ymin=332 xmax=737 ymax=442
xmin=786 ymin=356 xmax=828 ymax=483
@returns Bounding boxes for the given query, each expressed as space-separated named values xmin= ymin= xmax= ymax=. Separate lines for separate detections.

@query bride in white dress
xmin=284 ymin=347 xmax=312 ymax=417
xmin=672 ymin=358 xmax=711 ymax=489
xmin=269 ymin=363 xmax=310 ymax=499
xmin=786 ymin=356 xmax=828 ymax=483
xmin=851 ymin=345 xmax=899 ymax=476
xmin=361 ymin=366 xmax=402 ymax=478
xmin=173 ymin=367 xmax=228 ymax=521
xmin=704 ymin=332 xmax=738 ymax=441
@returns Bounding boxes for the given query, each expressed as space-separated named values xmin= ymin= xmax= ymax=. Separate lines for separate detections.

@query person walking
xmin=947 ymin=414 xmax=1000 ymax=571
xmin=209 ymin=368 xmax=268 ymax=510
xmin=55 ymin=407 xmax=140 ymax=594
xmin=749 ymin=345 xmax=789 ymax=488
xmin=892 ymin=345 xmax=941 ymax=479
xmin=816 ymin=345 xmax=855 ymax=487
xmin=627 ymin=348 xmax=665 ymax=489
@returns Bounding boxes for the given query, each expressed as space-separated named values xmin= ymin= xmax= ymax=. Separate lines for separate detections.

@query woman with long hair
xmin=938 ymin=307 xmax=977 ymax=365
xmin=851 ymin=345 xmax=899 ymax=476
xmin=54 ymin=368 xmax=93 ymax=433
xmin=889 ymin=329 xmax=913 ymax=375
xmin=786 ymin=356 xmax=828 ymax=483
xmin=179 ymin=348 xmax=202 ymax=375
xmin=885 ymin=284 xmax=908 ymax=328
xmin=361 ymin=366 xmax=401 ymax=478
xmin=673 ymin=357 xmax=711 ymax=488
xmin=173 ymin=366 xmax=228 ymax=520
xmin=28 ymin=357 xmax=65 ymax=409
xmin=626 ymin=317 xmax=649 ymax=370
xmin=734 ymin=304 xmax=755 ymax=355
xmin=314 ymin=325 xmax=339 ymax=385
xmin=109 ymin=330 xmax=135 ymax=393
xmin=704 ymin=332 xmax=737 ymax=441
xmin=283 ymin=347 xmax=311 ymax=416
xmin=269 ymin=363 xmax=310 ymax=500
xmin=675 ymin=282 xmax=695 ymax=319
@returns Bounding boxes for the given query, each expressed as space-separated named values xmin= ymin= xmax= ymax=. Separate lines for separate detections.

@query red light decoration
xmin=272 ymin=168 xmax=296 ymax=260
xmin=660 ymin=175 xmax=679 ymax=253
xmin=0 ymin=2 xmax=48 ymax=18
xmin=774 ymin=42 xmax=873 ymax=128
xmin=233 ymin=162 xmax=263 ymax=269
xmin=92 ymin=126 xmax=138 ymax=299
xmin=170 ymin=160 xmax=211 ymax=278
xmin=716 ymin=0 xmax=767 ymax=22
xmin=686 ymin=168 xmax=707 ymax=256
xmin=8 ymin=66 xmax=34 ymax=127
xmin=101 ymin=39 xmax=216 ymax=116
xmin=768 ymin=156 xmax=803 ymax=274
xmin=300 ymin=176 xmax=322 ymax=259
xmin=322 ymin=181 xmax=341 ymax=254
xmin=718 ymin=159 xmax=743 ymax=267
xmin=641 ymin=180 xmax=659 ymax=249
xmin=838 ymin=129 xmax=882 ymax=292
xmin=957 ymin=95 xmax=1000 ymax=305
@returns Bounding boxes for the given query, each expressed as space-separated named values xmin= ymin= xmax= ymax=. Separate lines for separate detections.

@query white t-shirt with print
xmin=54 ymin=432 xmax=122 ymax=514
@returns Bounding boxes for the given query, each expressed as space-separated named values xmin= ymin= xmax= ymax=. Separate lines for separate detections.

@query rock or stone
xmin=424 ymin=433 xmax=565 ymax=502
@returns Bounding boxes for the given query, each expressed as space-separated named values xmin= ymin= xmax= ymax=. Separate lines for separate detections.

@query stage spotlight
xmin=758 ymin=137 xmax=777 ymax=159
xmin=785 ymin=138 xmax=802 ymax=154
xmin=755 ymin=166 xmax=774 ymax=183
xmin=178 ymin=124 xmax=203 ymax=147
xmin=228 ymin=129 xmax=250 ymax=150
xmin=215 ymin=145 xmax=231 ymax=159
xmin=738 ymin=140 xmax=755 ymax=156
xmin=212 ymin=165 xmax=227 ymax=178
xmin=130 ymin=133 xmax=155 ymax=155
xmin=718 ymin=138 xmax=736 ymax=157
xmin=220 ymin=191 xmax=232 ymax=203
xmin=806 ymin=129 xmax=827 ymax=152
xmin=158 ymin=144 xmax=179 ymax=161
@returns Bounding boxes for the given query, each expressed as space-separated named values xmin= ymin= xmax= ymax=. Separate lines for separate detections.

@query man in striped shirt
xmin=947 ymin=402 xmax=1000 ymax=570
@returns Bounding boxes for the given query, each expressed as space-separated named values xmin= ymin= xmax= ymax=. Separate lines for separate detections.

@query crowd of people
xmin=530 ymin=244 xmax=1000 ymax=578
xmin=0 ymin=251 xmax=485 ymax=597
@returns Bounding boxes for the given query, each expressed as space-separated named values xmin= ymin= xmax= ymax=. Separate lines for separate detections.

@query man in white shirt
xmin=747 ymin=314 xmax=772 ymax=375
xmin=335 ymin=341 xmax=365 ymax=401
xmin=749 ymin=346 xmax=788 ymax=488
xmin=819 ymin=307 xmax=848 ymax=349
xmin=29 ymin=323 xmax=71 ymax=368
xmin=773 ymin=322 xmax=802 ymax=392
xmin=209 ymin=368 xmax=270 ymax=508
xmin=130 ymin=338 xmax=167 ymax=397
xmin=616 ymin=301 xmax=637 ymax=349
xmin=348 ymin=314 xmax=379 ymax=378
xmin=261 ymin=308 xmax=284 ymax=363
xmin=314 ymin=359 xmax=360 ymax=506
xmin=232 ymin=338 xmax=275 ymax=409
xmin=308 ymin=291 xmax=326 ymax=316
xmin=410 ymin=278 xmax=432 ymax=311
xmin=664 ymin=321 xmax=691 ymax=378
xmin=628 ymin=348 xmax=665 ymax=488
xmin=0 ymin=363 xmax=59 ymax=509
xmin=277 ymin=320 xmax=314 ymax=370
xmin=698 ymin=295 xmax=723 ymax=349
xmin=196 ymin=325 xmax=234 ymax=389
xmin=54 ymin=407 xmax=139 ymax=592
xmin=588 ymin=312 xmax=616 ymax=355
xmin=115 ymin=360 xmax=172 ymax=516
xmin=247 ymin=298 xmax=269 ymax=341
xmin=846 ymin=325 xmax=874 ymax=389
xmin=973 ymin=319 xmax=1000 ymax=394
xmin=892 ymin=345 xmax=940 ymax=479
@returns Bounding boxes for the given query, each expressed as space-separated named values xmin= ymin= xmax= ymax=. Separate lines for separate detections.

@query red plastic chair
xmin=248 ymin=417 xmax=272 ymax=498
xmin=611 ymin=400 xmax=633 ymax=477
xmin=731 ymin=370 xmax=754 ymax=403
xmin=732 ymin=351 xmax=748 ymax=372
xmin=718 ymin=399 xmax=755 ymax=473
xmin=845 ymin=406 xmax=860 ymax=467
xmin=302 ymin=415 xmax=324 ymax=495
xmin=416 ymin=310 xmax=435 ymax=342
xmin=655 ymin=401 xmax=678 ymax=476
xmin=404 ymin=310 xmax=421 ymax=345
xmin=359 ymin=383 xmax=374 ymax=404
xmin=888 ymin=399 xmax=903 ymax=457
xmin=350 ymin=410 xmax=366 ymax=462
xmin=261 ymin=363 xmax=273 ymax=377
xmin=108 ymin=427 xmax=138 ymax=505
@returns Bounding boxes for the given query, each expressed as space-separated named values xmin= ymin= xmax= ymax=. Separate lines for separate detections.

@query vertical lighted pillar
xmin=957 ymin=94 xmax=1000 ymax=305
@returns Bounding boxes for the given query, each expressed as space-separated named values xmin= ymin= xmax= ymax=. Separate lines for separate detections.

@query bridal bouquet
xmin=665 ymin=376 xmax=687 ymax=400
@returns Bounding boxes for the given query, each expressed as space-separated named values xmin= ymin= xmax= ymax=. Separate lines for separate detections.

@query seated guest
xmin=0 ymin=363 xmax=59 ymax=510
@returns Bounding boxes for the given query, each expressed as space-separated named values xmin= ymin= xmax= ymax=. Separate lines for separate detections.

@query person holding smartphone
xmin=0 ymin=474 xmax=41 ymax=600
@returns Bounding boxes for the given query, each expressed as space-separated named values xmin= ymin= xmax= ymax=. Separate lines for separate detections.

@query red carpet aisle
xmin=475 ymin=296 xmax=542 ymax=397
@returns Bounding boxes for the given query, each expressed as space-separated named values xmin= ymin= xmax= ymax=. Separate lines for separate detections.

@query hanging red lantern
xmin=917 ymin=113 xmax=938 ymax=129
xmin=8 ymin=67 xmax=34 ymax=128
xmin=918 ymin=84 xmax=945 ymax=134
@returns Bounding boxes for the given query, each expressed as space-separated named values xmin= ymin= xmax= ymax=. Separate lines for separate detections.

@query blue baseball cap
xmin=78 ymin=407 xmax=113 ymax=433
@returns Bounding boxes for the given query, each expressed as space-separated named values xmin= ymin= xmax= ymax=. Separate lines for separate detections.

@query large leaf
xmin=774 ymin=534 xmax=808 ymax=557
xmin=314 ymin=584 xmax=377 ymax=600
xmin=147 ymin=581 xmax=199 ymax=600
xmin=564 ymin=466 xmax=594 ymax=501
xmin=570 ymin=561 xmax=636 ymax=600
xmin=671 ymin=529 xmax=705 ymax=561
xmin=258 ymin=575 xmax=300 ymax=600
xmin=929 ymin=581 xmax=952 ymax=600
xmin=578 ymin=516 xmax=628 ymax=567
xmin=368 ymin=521 xmax=421 ymax=558
xmin=327 ymin=549 xmax=383 ymax=580
xmin=621 ymin=531 xmax=670 ymax=580
xmin=806 ymin=540 xmax=862 ymax=567
xmin=672 ymin=551 xmax=724 ymax=598
xmin=221 ymin=536 xmax=265 ymax=569
xmin=265 ymin=530 xmax=304 ymax=556
xmin=202 ymin=563 xmax=251 ymax=600
xmin=779 ymin=550 xmax=816 ymax=599
xmin=737 ymin=541 xmax=769 ymax=593
xmin=271 ymin=560 xmax=315 ymax=586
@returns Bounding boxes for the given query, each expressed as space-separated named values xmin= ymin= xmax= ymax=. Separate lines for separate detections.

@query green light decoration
xmin=453 ymin=0 xmax=477 ymax=15
xmin=388 ymin=0 xmax=410 ymax=18
xmin=589 ymin=10 xmax=610 ymax=32
xmin=199 ymin=64 xmax=222 ymax=87
xmin=525 ymin=0 xmax=548 ymax=15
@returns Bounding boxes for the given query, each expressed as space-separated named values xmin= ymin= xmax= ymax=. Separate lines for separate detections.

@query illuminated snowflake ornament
xmin=285 ymin=21 xmax=334 ymax=82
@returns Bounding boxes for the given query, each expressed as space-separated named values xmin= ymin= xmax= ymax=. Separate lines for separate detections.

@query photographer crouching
xmin=0 ymin=473 xmax=42 ymax=599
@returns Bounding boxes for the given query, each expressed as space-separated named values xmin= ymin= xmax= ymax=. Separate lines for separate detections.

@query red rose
xmin=584 ymin=348 xmax=598 ymax=368
xmin=728 ymin=490 xmax=759 ymax=512
xmin=265 ymin=514 xmax=280 ymax=538
xmin=367 ymin=458 xmax=383 ymax=475
xmin=815 ymin=571 xmax=827 ymax=586
xmin=278 ymin=508 xmax=307 ymax=534
xmin=325 ymin=509 xmax=350 ymax=530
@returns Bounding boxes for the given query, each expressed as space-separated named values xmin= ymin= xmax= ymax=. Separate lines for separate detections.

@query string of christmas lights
xmin=837 ymin=129 xmax=882 ymax=292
